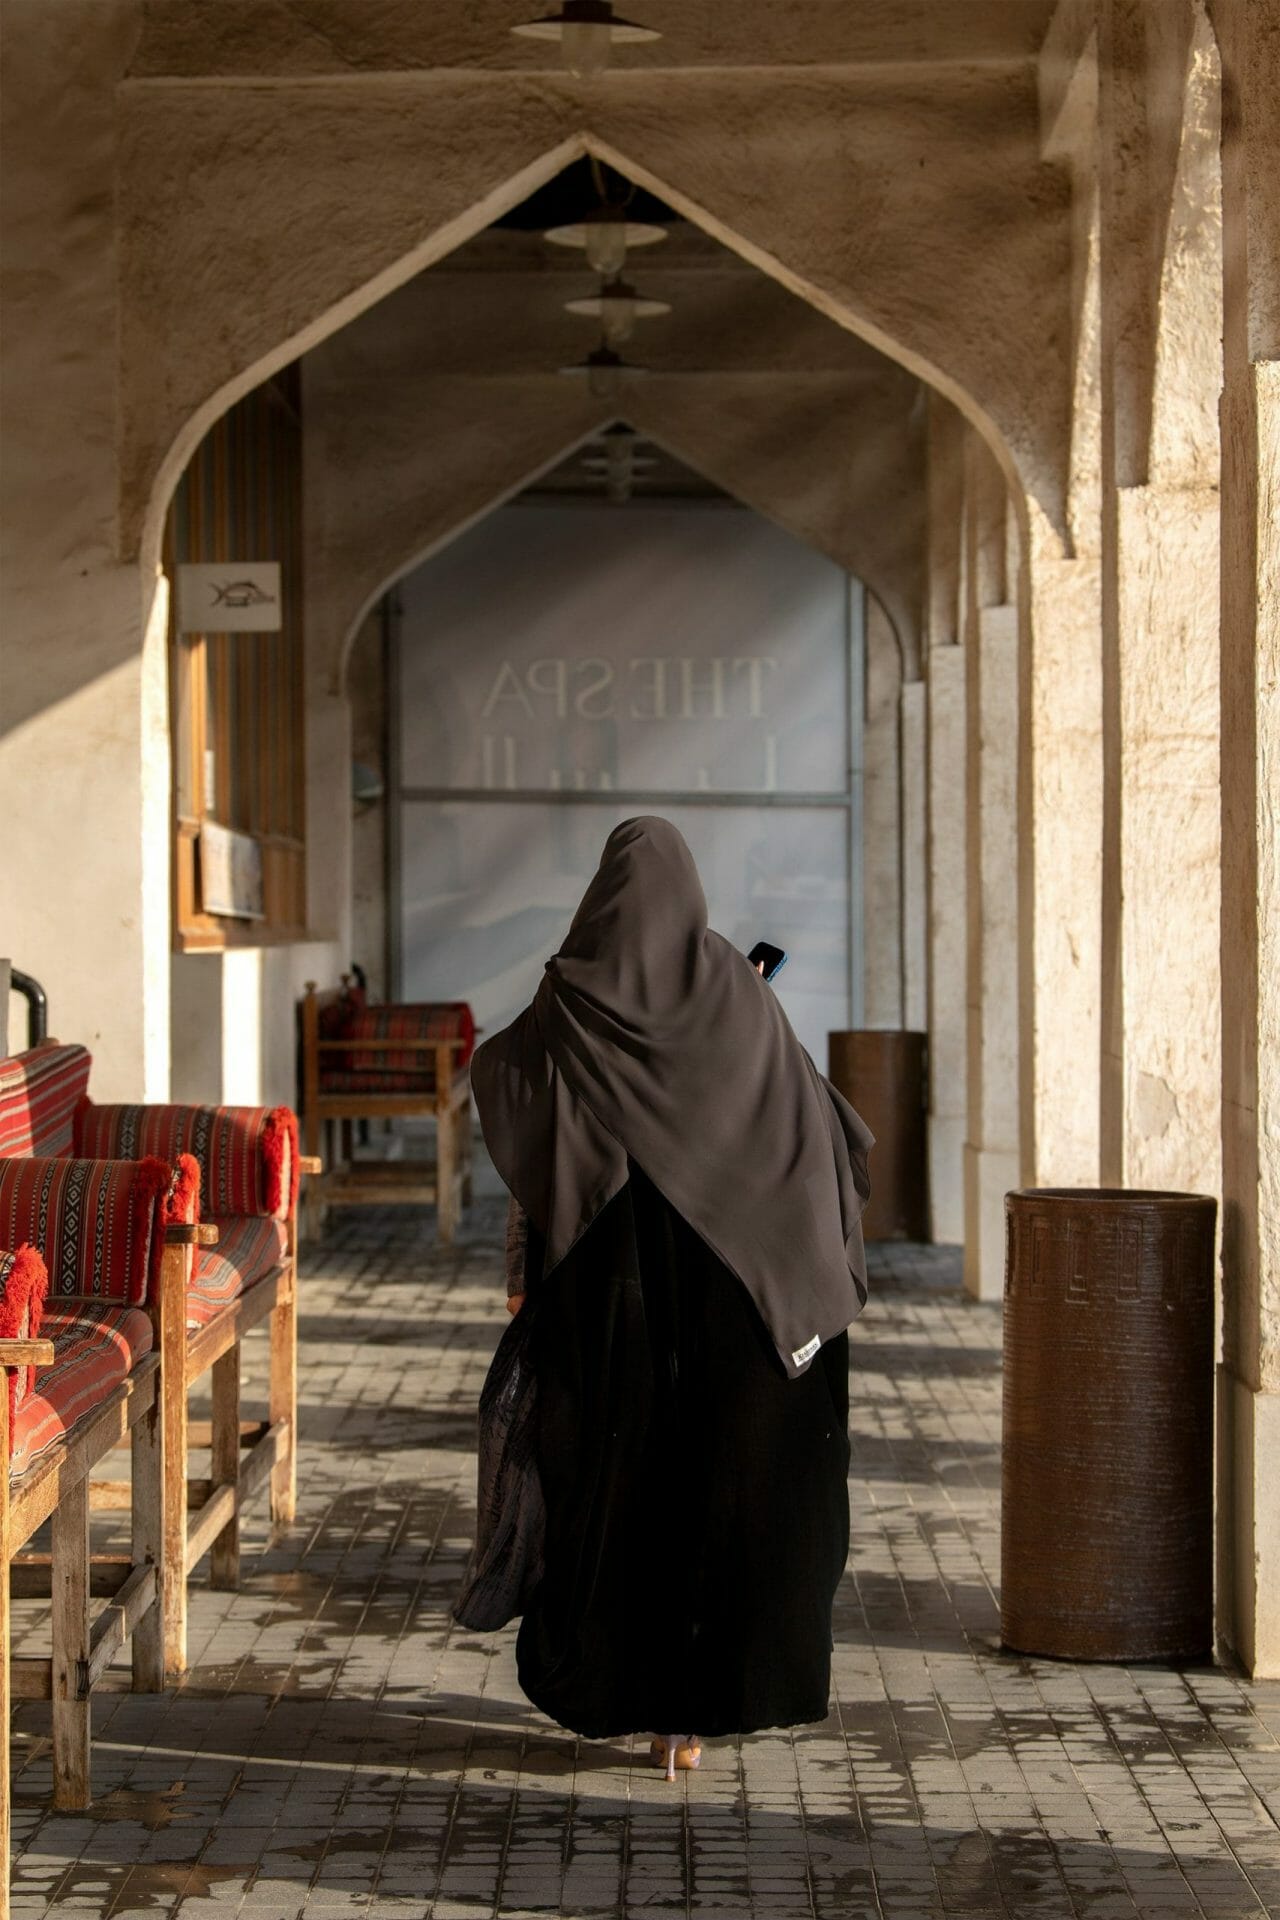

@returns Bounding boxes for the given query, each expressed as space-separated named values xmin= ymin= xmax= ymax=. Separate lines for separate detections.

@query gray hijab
xmin=470 ymin=816 xmax=873 ymax=1377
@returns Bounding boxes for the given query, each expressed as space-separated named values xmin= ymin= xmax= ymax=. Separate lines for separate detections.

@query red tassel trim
xmin=261 ymin=1107 xmax=300 ymax=1219
xmin=165 ymin=1152 xmax=201 ymax=1228
xmin=135 ymin=1154 xmax=182 ymax=1299
xmin=1 ymin=1243 xmax=51 ymax=1440
xmin=0 ymin=1244 xmax=49 ymax=1339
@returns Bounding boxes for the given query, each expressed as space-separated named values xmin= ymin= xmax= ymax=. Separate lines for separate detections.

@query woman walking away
xmin=457 ymin=816 xmax=873 ymax=1779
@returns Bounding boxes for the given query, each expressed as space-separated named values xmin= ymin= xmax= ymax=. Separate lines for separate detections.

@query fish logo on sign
xmin=177 ymin=562 xmax=283 ymax=633
xmin=211 ymin=578 xmax=275 ymax=611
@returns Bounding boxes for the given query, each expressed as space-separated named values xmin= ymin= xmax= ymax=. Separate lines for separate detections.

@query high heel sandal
xmin=650 ymin=1734 xmax=701 ymax=1781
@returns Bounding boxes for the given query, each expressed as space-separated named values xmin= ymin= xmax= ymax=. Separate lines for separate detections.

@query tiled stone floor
xmin=10 ymin=1178 xmax=1280 ymax=1918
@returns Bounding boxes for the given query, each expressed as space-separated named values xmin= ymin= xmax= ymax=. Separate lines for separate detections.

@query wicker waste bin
xmin=1002 ymin=1187 xmax=1216 ymax=1662
xmin=827 ymin=1030 xmax=927 ymax=1241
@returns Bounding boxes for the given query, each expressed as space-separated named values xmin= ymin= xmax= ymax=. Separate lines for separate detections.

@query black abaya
xmin=515 ymin=1163 xmax=851 ymax=1740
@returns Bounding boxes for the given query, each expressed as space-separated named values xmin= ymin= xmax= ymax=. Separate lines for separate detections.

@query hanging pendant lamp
xmin=545 ymin=203 xmax=666 ymax=277
xmin=565 ymin=275 xmax=671 ymax=347
xmin=511 ymin=1 xmax=660 ymax=78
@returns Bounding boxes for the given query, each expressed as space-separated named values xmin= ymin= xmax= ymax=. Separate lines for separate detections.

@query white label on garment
xmin=792 ymin=1335 xmax=821 ymax=1368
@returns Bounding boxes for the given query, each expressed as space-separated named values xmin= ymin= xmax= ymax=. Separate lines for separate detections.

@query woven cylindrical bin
xmin=1002 ymin=1188 xmax=1216 ymax=1662
xmin=827 ymin=1031 xmax=927 ymax=1240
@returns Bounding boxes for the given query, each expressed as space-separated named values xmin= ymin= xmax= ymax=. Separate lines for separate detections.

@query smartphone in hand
xmin=748 ymin=940 xmax=789 ymax=982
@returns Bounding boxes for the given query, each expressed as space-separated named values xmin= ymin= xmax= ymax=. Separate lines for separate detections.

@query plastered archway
xmin=138 ymin=127 xmax=1065 ymax=1302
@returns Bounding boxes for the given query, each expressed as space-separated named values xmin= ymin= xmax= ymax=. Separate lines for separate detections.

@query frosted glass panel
xmin=400 ymin=802 xmax=848 ymax=1063
xmin=398 ymin=502 xmax=848 ymax=796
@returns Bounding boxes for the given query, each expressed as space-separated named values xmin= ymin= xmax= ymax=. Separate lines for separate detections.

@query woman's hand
xmin=506 ymin=1291 xmax=525 ymax=1315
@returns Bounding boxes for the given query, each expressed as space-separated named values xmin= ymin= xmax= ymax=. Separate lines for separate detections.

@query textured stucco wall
xmin=116 ymin=62 xmax=1071 ymax=566
xmin=0 ymin=1 xmax=174 ymax=1097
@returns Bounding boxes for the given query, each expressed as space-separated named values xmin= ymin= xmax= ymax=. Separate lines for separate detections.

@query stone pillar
xmin=963 ymin=438 xmax=1021 ymax=1300
xmin=1021 ymin=514 xmax=1105 ymax=1187
xmin=1024 ymin=34 xmax=1105 ymax=1188
xmin=924 ymin=398 xmax=967 ymax=1242
xmin=1097 ymin=0 xmax=1223 ymax=1196
xmin=1213 ymin=0 xmax=1280 ymax=1677
xmin=925 ymin=642 xmax=966 ymax=1240
xmin=964 ymin=603 xmax=1021 ymax=1300
xmin=899 ymin=682 xmax=928 ymax=1036
xmin=862 ymin=595 xmax=904 ymax=1028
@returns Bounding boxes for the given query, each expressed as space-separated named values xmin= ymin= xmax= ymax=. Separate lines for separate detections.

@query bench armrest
xmin=0 ymin=1339 xmax=55 ymax=1368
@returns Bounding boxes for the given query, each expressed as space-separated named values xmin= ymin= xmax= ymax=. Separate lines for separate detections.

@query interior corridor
xmin=10 ymin=1168 xmax=1278 ymax=1920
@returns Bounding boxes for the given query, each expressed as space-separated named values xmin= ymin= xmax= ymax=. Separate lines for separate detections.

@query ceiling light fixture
xmin=564 ymin=275 xmax=671 ymax=347
xmin=559 ymin=343 xmax=648 ymax=400
xmin=511 ymin=1 xmax=660 ymax=78
xmin=545 ymin=203 xmax=666 ymax=278
xmin=581 ymin=424 xmax=658 ymax=501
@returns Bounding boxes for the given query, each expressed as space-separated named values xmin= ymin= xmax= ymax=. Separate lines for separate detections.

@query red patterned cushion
xmin=0 ymin=1157 xmax=175 ymax=1307
xmin=0 ymin=1044 xmax=92 ymax=1158
xmin=75 ymin=1103 xmax=298 ymax=1221
xmin=340 ymin=1003 xmax=475 ymax=1076
xmin=187 ymin=1214 xmax=288 ymax=1328
xmin=0 ymin=1243 xmax=49 ymax=1433
xmin=8 ymin=1302 xmax=153 ymax=1477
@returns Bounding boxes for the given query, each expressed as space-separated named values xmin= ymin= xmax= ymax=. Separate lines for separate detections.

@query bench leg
xmin=269 ymin=1252 xmax=297 ymax=1526
xmin=159 ymin=1253 xmax=190 ymax=1678
xmin=131 ymin=1389 xmax=164 ymax=1691
xmin=51 ymin=1476 xmax=90 ymax=1809
xmin=437 ymin=1109 xmax=458 ymax=1244
xmin=210 ymin=1343 xmax=241 ymax=1589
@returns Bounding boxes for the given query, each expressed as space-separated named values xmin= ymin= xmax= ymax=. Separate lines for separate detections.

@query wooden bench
xmin=0 ymin=1042 xmax=318 ymax=1679
xmin=299 ymin=981 xmax=474 ymax=1241
xmin=0 ymin=1174 xmax=185 ymax=1910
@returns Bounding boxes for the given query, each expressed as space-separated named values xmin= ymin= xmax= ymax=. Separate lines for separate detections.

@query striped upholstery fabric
xmin=342 ymin=1003 xmax=476 ymax=1076
xmin=76 ymin=1102 xmax=298 ymax=1221
xmin=0 ymin=1243 xmax=49 ymax=1433
xmin=8 ymin=1302 xmax=153 ymax=1477
xmin=0 ymin=1156 xmax=174 ymax=1307
xmin=0 ymin=1044 xmax=92 ymax=1158
xmin=186 ymin=1214 xmax=288 ymax=1328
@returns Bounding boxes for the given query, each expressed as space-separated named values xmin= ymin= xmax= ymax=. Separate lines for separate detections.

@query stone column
xmin=963 ymin=437 xmax=1021 ymax=1300
xmin=1097 ymin=0 xmax=1223 ymax=1196
xmin=899 ymin=682 xmax=928 ymax=1037
xmin=925 ymin=644 xmax=966 ymax=1241
xmin=923 ymin=398 xmax=967 ymax=1242
xmin=862 ymin=595 xmax=904 ymax=1028
xmin=1212 ymin=0 xmax=1280 ymax=1677
xmin=1024 ymin=29 xmax=1105 ymax=1188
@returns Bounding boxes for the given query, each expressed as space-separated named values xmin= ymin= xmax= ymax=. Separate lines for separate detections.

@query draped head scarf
xmin=470 ymin=816 xmax=873 ymax=1377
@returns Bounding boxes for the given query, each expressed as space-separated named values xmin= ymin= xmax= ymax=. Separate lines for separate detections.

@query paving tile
xmin=8 ymin=1171 xmax=1279 ymax=1918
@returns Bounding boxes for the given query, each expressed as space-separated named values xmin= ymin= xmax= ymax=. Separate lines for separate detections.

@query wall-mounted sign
xmin=199 ymin=822 xmax=265 ymax=921
xmin=178 ymin=561 xmax=282 ymax=633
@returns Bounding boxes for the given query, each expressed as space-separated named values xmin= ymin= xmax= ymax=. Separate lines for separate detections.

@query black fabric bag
xmin=452 ymin=1300 xmax=546 ymax=1630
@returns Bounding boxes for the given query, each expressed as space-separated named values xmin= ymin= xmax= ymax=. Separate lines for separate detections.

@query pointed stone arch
xmin=127 ymin=86 xmax=1068 ymax=570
